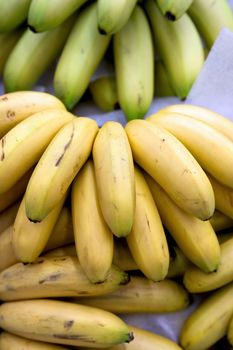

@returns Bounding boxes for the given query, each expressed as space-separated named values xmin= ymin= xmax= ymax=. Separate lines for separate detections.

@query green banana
xmin=97 ymin=0 xmax=137 ymax=35
xmin=156 ymin=0 xmax=194 ymax=20
xmin=0 ymin=0 xmax=31 ymax=32
xmin=54 ymin=2 xmax=111 ymax=110
xmin=154 ymin=59 xmax=175 ymax=97
xmin=4 ymin=16 xmax=74 ymax=92
xmin=28 ymin=0 xmax=87 ymax=32
xmin=89 ymin=75 xmax=119 ymax=112
xmin=113 ymin=5 xmax=154 ymax=120
xmin=144 ymin=0 xmax=204 ymax=99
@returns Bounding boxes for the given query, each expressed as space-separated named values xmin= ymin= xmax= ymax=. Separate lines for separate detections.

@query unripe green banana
xmin=114 ymin=5 xmax=154 ymax=120
xmin=0 ymin=0 xmax=31 ymax=32
xmin=154 ymin=59 xmax=175 ymax=97
xmin=156 ymin=0 xmax=194 ymax=21
xmin=89 ymin=75 xmax=119 ymax=112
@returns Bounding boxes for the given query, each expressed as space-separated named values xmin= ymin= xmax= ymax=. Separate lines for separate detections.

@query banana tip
xmin=165 ymin=11 xmax=176 ymax=21
xmin=27 ymin=24 xmax=37 ymax=33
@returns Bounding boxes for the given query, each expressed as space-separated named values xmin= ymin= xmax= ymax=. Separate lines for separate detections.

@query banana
xmin=0 ymin=226 xmax=18 ymax=273
xmin=0 ymin=332 xmax=70 ymax=350
xmin=92 ymin=121 xmax=135 ymax=237
xmin=97 ymin=0 xmax=137 ymax=35
xmin=28 ymin=0 xmax=87 ymax=32
xmin=188 ymin=0 xmax=233 ymax=48
xmin=0 ymin=108 xmax=74 ymax=194
xmin=113 ymin=5 xmax=154 ymax=120
xmin=210 ymin=210 xmax=233 ymax=232
xmin=156 ymin=0 xmax=194 ymax=21
xmin=0 ymin=256 xmax=129 ymax=301
xmin=227 ymin=314 xmax=233 ymax=346
xmin=148 ymin=112 xmax=233 ymax=189
xmin=71 ymin=159 xmax=114 ymax=283
xmin=126 ymin=166 xmax=169 ymax=281
xmin=183 ymin=236 xmax=233 ymax=293
xmin=0 ymin=299 xmax=134 ymax=347
xmin=54 ymin=2 xmax=111 ymax=110
xmin=44 ymin=244 xmax=76 ymax=257
xmin=0 ymin=91 xmax=65 ymax=138
xmin=145 ymin=174 xmax=220 ymax=272
xmin=0 ymin=0 xmax=31 ymax=32
xmin=167 ymin=245 xmax=191 ymax=278
xmin=113 ymin=239 xmax=138 ymax=271
xmin=125 ymin=119 xmax=215 ymax=220
xmin=12 ymin=194 xmax=66 ymax=263
xmin=0 ymin=201 xmax=19 ymax=233
xmin=72 ymin=275 xmax=190 ymax=313
xmin=179 ymin=281 xmax=233 ymax=350
xmin=89 ymin=75 xmax=119 ymax=112
xmin=156 ymin=104 xmax=233 ymax=142
xmin=154 ymin=59 xmax=175 ymax=97
xmin=3 ymin=16 xmax=75 ymax=92
xmin=144 ymin=0 xmax=204 ymax=99
xmin=217 ymin=232 xmax=233 ymax=244
xmin=25 ymin=117 xmax=98 ymax=222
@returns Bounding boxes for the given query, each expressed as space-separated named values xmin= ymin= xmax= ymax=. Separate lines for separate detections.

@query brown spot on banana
xmin=55 ymin=124 xmax=75 ymax=167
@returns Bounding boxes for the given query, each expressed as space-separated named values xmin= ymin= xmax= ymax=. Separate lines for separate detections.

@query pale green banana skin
xmin=114 ymin=5 xmax=154 ymax=120
xmin=97 ymin=0 xmax=137 ymax=35
xmin=4 ymin=16 xmax=75 ymax=92
xmin=156 ymin=0 xmax=194 ymax=21
xmin=28 ymin=0 xmax=87 ymax=32
xmin=145 ymin=0 xmax=204 ymax=99
xmin=154 ymin=60 xmax=175 ymax=97
xmin=89 ymin=76 xmax=119 ymax=112
xmin=0 ymin=0 xmax=31 ymax=32
xmin=0 ymin=29 xmax=24 ymax=76
xmin=54 ymin=2 xmax=111 ymax=110
xmin=188 ymin=0 xmax=233 ymax=48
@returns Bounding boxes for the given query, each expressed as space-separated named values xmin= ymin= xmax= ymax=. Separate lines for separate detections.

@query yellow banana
xmin=0 ymin=0 xmax=31 ymax=32
xmin=125 ymin=119 xmax=215 ymax=220
xmin=0 ymin=225 xmax=18 ymax=273
xmin=126 ymin=166 xmax=169 ymax=281
xmin=210 ymin=210 xmax=233 ymax=232
xmin=167 ymin=245 xmax=191 ymax=278
xmin=183 ymin=236 xmax=233 ymax=293
xmin=156 ymin=0 xmax=194 ymax=21
xmin=113 ymin=5 xmax=154 ymax=120
xmin=0 ymin=108 xmax=74 ymax=194
xmin=113 ymin=239 xmax=138 ymax=271
xmin=97 ymin=0 xmax=137 ymax=35
xmin=148 ymin=112 xmax=233 ymax=189
xmin=145 ymin=174 xmax=220 ymax=272
xmin=0 ymin=299 xmax=134 ymax=347
xmin=179 ymin=281 xmax=233 ymax=350
xmin=89 ymin=75 xmax=119 ymax=112
xmin=217 ymin=232 xmax=233 ymax=244
xmin=93 ymin=121 xmax=135 ymax=237
xmin=0 ymin=332 xmax=70 ymax=350
xmin=28 ymin=0 xmax=87 ymax=32
xmin=154 ymin=59 xmax=175 ymax=97
xmin=0 ymin=201 xmax=19 ymax=233
xmin=25 ymin=117 xmax=98 ymax=222
xmin=54 ymin=2 xmax=111 ymax=110
xmin=4 ymin=16 xmax=75 ymax=92
xmin=44 ymin=244 xmax=76 ymax=257
xmin=227 ymin=314 xmax=233 ymax=346
xmin=73 ymin=275 xmax=190 ymax=313
xmin=71 ymin=159 xmax=114 ymax=283
xmin=145 ymin=0 xmax=204 ymax=99
xmin=0 ymin=91 xmax=65 ymax=138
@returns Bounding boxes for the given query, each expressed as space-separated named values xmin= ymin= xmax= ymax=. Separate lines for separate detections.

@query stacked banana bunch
xmin=0 ymin=0 xmax=233 ymax=121
xmin=0 ymin=90 xmax=233 ymax=350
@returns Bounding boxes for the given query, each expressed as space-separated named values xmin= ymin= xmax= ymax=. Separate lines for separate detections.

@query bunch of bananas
xmin=0 ymin=0 xmax=233 ymax=121
xmin=0 ymin=90 xmax=233 ymax=349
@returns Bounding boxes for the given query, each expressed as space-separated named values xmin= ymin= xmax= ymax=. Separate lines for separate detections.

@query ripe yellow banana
xmin=0 ymin=332 xmax=70 ymax=350
xmin=28 ymin=0 xmax=87 ymax=32
xmin=145 ymin=174 xmax=220 ymax=272
xmin=156 ymin=0 xmax=194 ymax=21
xmin=54 ymin=2 xmax=111 ymax=110
xmin=0 ymin=299 xmax=134 ymax=347
xmin=125 ymin=119 xmax=215 ymax=220
xmin=144 ymin=0 xmax=204 ymax=99
xmin=73 ymin=275 xmax=190 ymax=313
xmin=167 ymin=245 xmax=191 ymax=278
xmin=0 ymin=201 xmax=19 ymax=233
xmin=0 ymin=225 xmax=18 ymax=272
xmin=113 ymin=239 xmax=138 ymax=271
xmin=179 ymin=281 xmax=233 ymax=350
xmin=44 ymin=244 xmax=76 ymax=257
xmin=25 ymin=117 xmax=98 ymax=222
xmin=157 ymin=104 xmax=233 ymax=142
xmin=148 ymin=112 xmax=233 ymax=189
xmin=210 ymin=210 xmax=233 ymax=232
xmin=93 ymin=121 xmax=135 ymax=237
xmin=227 ymin=315 xmax=233 ymax=346
xmin=71 ymin=159 xmax=114 ymax=283
xmin=0 ymin=91 xmax=65 ymax=138
xmin=183 ymin=236 xmax=233 ymax=293
xmin=89 ymin=75 xmax=119 ymax=112
xmin=0 ymin=108 xmax=74 ymax=194
xmin=4 ymin=16 xmax=75 ymax=92
xmin=126 ymin=166 xmax=169 ymax=281
xmin=113 ymin=5 xmax=154 ymax=120
xmin=0 ymin=0 xmax=31 ymax=32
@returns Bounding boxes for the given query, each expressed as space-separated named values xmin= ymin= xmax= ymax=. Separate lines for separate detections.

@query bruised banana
xmin=0 ymin=0 xmax=31 ymax=32
xmin=125 ymin=119 xmax=215 ymax=220
xmin=25 ymin=117 xmax=98 ymax=222
xmin=93 ymin=121 xmax=135 ymax=237
xmin=156 ymin=0 xmax=194 ymax=21
xmin=0 ymin=256 xmax=129 ymax=301
xmin=145 ymin=174 xmax=220 ymax=272
xmin=89 ymin=75 xmax=119 ymax=112
xmin=0 ymin=108 xmax=74 ymax=194
xmin=179 ymin=281 xmax=233 ymax=350
xmin=0 ymin=91 xmax=65 ymax=138
xmin=126 ymin=166 xmax=169 ymax=281
xmin=71 ymin=159 xmax=114 ymax=283
xmin=210 ymin=211 xmax=233 ymax=232
xmin=73 ymin=275 xmax=189 ymax=314
xmin=148 ymin=112 xmax=233 ymax=189
xmin=0 ymin=299 xmax=134 ymax=347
